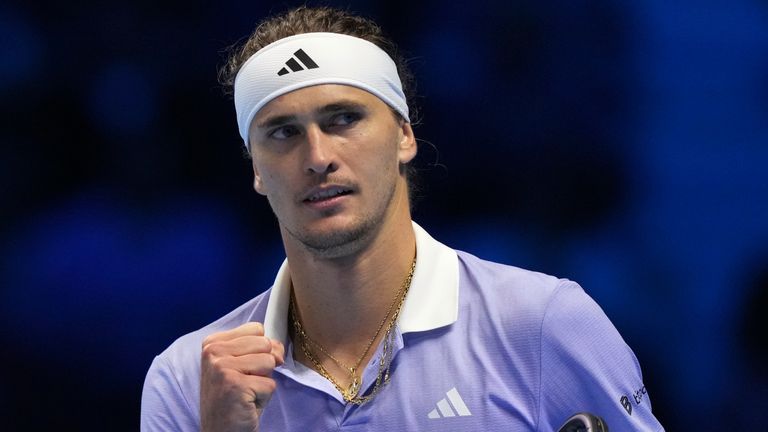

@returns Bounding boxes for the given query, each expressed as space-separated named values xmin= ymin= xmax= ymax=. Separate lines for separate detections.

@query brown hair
xmin=218 ymin=6 xmax=417 ymax=122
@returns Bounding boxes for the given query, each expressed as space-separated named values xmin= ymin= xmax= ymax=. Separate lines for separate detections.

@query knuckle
xmin=209 ymin=356 xmax=223 ymax=369
xmin=201 ymin=333 xmax=217 ymax=347
xmin=201 ymin=343 xmax=221 ymax=361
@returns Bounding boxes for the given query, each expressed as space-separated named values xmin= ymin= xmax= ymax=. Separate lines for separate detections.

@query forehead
xmin=252 ymin=84 xmax=389 ymax=124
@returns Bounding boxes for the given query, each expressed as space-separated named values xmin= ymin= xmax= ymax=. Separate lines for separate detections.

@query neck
xmin=282 ymin=201 xmax=416 ymax=360
xmin=287 ymin=222 xmax=415 ymax=343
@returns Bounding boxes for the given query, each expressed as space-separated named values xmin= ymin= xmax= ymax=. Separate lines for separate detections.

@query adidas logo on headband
xmin=277 ymin=49 xmax=319 ymax=76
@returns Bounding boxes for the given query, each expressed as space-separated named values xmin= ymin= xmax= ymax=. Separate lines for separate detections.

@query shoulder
xmin=457 ymin=250 xmax=562 ymax=289
xmin=456 ymin=249 xmax=571 ymax=318
xmin=455 ymin=252 xmax=628 ymax=363
xmin=452 ymin=249 xmax=577 ymax=369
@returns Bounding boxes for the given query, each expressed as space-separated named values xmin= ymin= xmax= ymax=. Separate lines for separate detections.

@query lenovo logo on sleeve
xmin=620 ymin=385 xmax=647 ymax=416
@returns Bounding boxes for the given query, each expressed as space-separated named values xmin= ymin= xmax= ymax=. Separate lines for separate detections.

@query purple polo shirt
xmin=141 ymin=222 xmax=664 ymax=431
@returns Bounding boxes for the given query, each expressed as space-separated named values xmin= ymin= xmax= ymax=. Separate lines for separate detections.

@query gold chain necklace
xmin=289 ymin=255 xmax=416 ymax=404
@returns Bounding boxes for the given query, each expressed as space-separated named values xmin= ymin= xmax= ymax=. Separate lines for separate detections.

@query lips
xmin=303 ymin=185 xmax=353 ymax=203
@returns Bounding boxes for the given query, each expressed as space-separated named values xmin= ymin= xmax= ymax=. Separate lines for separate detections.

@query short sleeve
xmin=537 ymin=281 xmax=664 ymax=431
xmin=140 ymin=355 xmax=199 ymax=432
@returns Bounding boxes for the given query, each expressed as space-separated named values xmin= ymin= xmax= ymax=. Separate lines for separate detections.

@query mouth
xmin=303 ymin=186 xmax=354 ymax=203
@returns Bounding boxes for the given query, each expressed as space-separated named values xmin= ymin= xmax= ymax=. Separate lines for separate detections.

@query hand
xmin=200 ymin=322 xmax=285 ymax=432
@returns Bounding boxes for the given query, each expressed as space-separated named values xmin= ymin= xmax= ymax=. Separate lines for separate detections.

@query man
xmin=141 ymin=6 xmax=664 ymax=431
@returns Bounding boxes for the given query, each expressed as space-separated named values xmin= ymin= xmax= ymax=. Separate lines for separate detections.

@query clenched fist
xmin=200 ymin=322 xmax=285 ymax=432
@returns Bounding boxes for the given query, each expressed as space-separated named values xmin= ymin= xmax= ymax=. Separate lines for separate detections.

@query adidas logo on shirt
xmin=277 ymin=49 xmax=319 ymax=76
xmin=427 ymin=387 xmax=472 ymax=419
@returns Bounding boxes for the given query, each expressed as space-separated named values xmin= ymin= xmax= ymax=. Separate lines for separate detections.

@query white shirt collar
xmin=263 ymin=221 xmax=460 ymax=344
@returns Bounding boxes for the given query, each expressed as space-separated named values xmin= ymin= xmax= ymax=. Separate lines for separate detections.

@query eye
xmin=268 ymin=125 xmax=300 ymax=140
xmin=330 ymin=112 xmax=362 ymax=127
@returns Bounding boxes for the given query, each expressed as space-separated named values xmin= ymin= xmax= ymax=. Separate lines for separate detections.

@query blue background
xmin=1 ymin=1 xmax=766 ymax=430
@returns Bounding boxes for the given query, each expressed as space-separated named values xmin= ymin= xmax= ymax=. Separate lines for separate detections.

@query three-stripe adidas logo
xmin=277 ymin=49 xmax=319 ymax=76
xmin=427 ymin=387 xmax=472 ymax=419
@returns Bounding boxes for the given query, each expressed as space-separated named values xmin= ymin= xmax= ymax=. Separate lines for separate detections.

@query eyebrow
xmin=255 ymin=114 xmax=297 ymax=130
xmin=318 ymin=100 xmax=367 ymax=115
xmin=254 ymin=99 xmax=367 ymax=129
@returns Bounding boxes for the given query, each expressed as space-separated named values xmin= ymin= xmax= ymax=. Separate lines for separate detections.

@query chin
xmin=289 ymin=216 xmax=379 ymax=258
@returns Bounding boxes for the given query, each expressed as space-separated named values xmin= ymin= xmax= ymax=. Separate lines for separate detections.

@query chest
xmin=261 ymin=327 xmax=540 ymax=431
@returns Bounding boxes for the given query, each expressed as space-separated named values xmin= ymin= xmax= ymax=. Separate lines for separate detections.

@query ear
xmin=252 ymin=158 xmax=268 ymax=196
xmin=397 ymin=121 xmax=417 ymax=164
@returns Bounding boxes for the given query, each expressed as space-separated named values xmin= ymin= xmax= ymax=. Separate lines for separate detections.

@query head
xmin=220 ymin=6 xmax=419 ymax=194
xmin=219 ymin=6 xmax=419 ymax=258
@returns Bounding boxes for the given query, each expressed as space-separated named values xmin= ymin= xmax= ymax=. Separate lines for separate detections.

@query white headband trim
xmin=234 ymin=32 xmax=409 ymax=149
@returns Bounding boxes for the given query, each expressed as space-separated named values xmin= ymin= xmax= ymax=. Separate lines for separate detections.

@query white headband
xmin=234 ymin=32 xmax=410 ymax=149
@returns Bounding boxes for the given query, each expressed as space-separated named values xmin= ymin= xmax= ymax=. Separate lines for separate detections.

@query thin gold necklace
xmin=289 ymin=255 xmax=416 ymax=404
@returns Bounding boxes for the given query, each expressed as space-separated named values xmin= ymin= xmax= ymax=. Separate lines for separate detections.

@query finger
xmin=270 ymin=339 xmax=285 ymax=366
xmin=215 ymin=353 xmax=278 ymax=376
xmin=242 ymin=375 xmax=278 ymax=409
xmin=216 ymin=353 xmax=277 ymax=376
xmin=203 ymin=322 xmax=265 ymax=346
xmin=204 ymin=335 xmax=273 ymax=357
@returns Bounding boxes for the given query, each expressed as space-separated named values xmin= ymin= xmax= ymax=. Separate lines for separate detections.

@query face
xmin=248 ymin=84 xmax=417 ymax=258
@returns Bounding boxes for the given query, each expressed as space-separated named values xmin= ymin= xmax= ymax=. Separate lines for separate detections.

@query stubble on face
xmin=278 ymin=170 xmax=399 ymax=260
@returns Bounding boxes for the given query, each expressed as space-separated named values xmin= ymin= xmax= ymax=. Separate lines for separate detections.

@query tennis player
xmin=141 ymin=6 xmax=664 ymax=431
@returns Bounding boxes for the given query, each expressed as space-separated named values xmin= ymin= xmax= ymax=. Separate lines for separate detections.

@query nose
xmin=303 ymin=125 xmax=337 ymax=174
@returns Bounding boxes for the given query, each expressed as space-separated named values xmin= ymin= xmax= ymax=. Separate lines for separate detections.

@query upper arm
xmin=536 ymin=281 xmax=664 ymax=431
